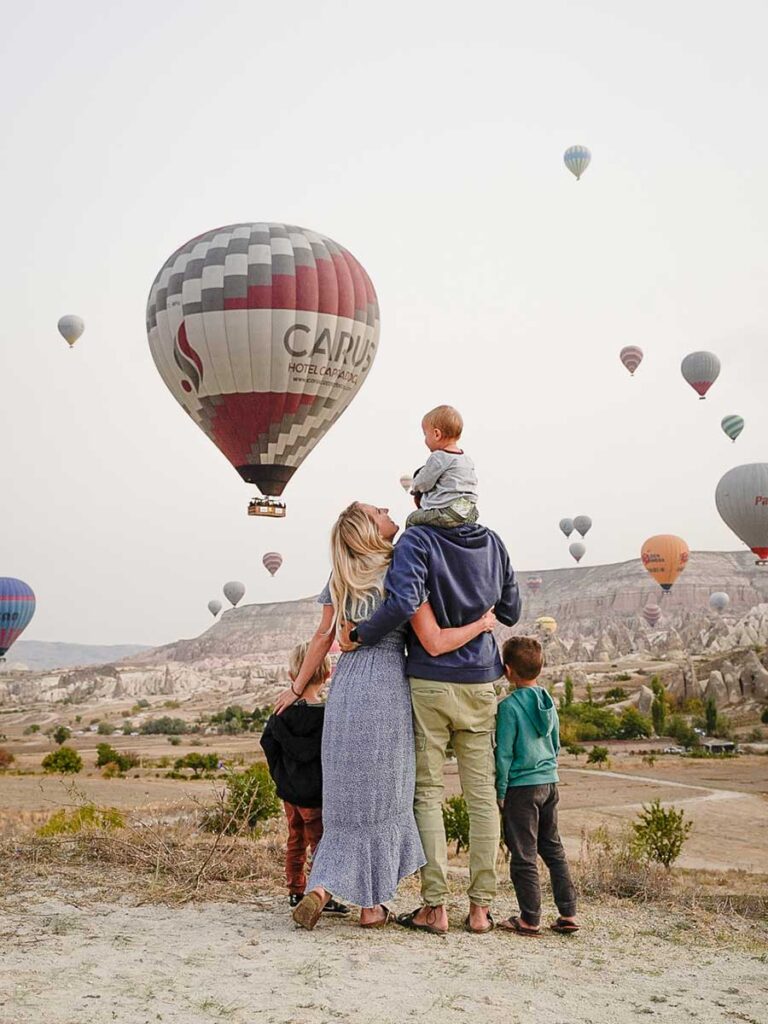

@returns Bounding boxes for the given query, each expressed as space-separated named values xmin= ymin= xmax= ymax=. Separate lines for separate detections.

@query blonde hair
xmin=288 ymin=641 xmax=330 ymax=689
xmin=329 ymin=502 xmax=392 ymax=630
xmin=424 ymin=404 xmax=463 ymax=439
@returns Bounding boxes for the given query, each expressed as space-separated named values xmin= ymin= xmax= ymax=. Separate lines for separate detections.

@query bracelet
xmin=291 ymin=683 xmax=303 ymax=698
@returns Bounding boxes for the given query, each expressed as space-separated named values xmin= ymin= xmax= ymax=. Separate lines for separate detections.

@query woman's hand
xmin=274 ymin=687 xmax=300 ymax=715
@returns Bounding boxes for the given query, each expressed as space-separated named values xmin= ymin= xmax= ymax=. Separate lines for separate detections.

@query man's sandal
xmin=359 ymin=905 xmax=394 ymax=929
xmin=550 ymin=917 xmax=580 ymax=934
xmin=463 ymin=912 xmax=495 ymax=934
xmin=499 ymin=916 xmax=541 ymax=936
xmin=395 ymin=907 xmax=448 ymax=936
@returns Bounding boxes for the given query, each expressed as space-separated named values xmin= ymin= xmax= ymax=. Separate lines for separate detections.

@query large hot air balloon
xmin=563 ymin=146 xmax=591 ymax=180
xmin=715 ymin=464 xmax=768 ymax=565
xmin=569 ymin=542 xmax=586 ymax=563
xmin=709 ymin=592 xmax=730 ymax=613
xmin=526 ymin=576 xmax=543 ymax=595
xmin=559 ymin=518 xmax=574 ymax=538
xmin=146 ymin=224 xmax=380 ymax=515
xmin=207 ymin=600 xmax=222 ymax=617
xmin=620 ymin=346 xmax=643 ymax=376
xmin=57 ymin=315 xmax=85 ymax=349
xmin=262 ymin=552 xmax=283 ymax=577
xmin=399 ymin=474 xmax=414 ymax=493
xmin=721 ymin=415 xmax=744 ymax=443
xmin=681 ymin=351 xmax=720 ymax=399
xmin=0 ymin=578 xmax=36 ymax=658
xmin=223 ymin=581 xmax=246 ymax=607
xmin=573 ymin=515 xmax=592 ymax=538
xmin=642 ymin=604 xmax=661 ymax=627
xmin=535 ymin=616 xmax=558 ymax=635
xmin=641 ymin=535 xmax=689 ymax=592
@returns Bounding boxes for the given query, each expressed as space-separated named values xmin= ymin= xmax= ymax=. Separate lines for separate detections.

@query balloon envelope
xmin=563 ymin=145 xmax=591 ymax=180
xmin=536 ymin=616 xmax=557 ymax=635
xmin=642 ymin=604 xmax=661 ymax=627
xmin=208 ymin=600 xmax=222 ymax=617
xmin=573 ymin=515 xmax=592 ymax=538
xmin=569 ymin=541 xmax=586 ymax=563
xmin=146 ymin=223 xmax=380 ymax=496
xmin=715 ymin=463 xmax=768 ymax=564
xmin=559 ymin=518 xmax=574 ymax=538
xmin=57 ymin=315 xmax=85 ymax=347
xmin=641 ymin=535 xmax=689 ymax=591
xmin=399 ymin=474 xmax=414 ymax=492
xmin=223 ymin=581 xmax=246 ymax=607
xmin=709 ymin=592 xmax=730 ymax=613
xmin=526 ymin=576 xmax=543 ymax=594
xmin=0 ymin=577 xmax=36 ymax=656
xmin=721 ymin=415 xmax=744 ymax=442
xmin=681 ymin=351 xmax=720 ymax=399
xmin=620 ymin=346 xmax=643 ymax=376
xmin=262 ymin=552 xmax=283 ymax=576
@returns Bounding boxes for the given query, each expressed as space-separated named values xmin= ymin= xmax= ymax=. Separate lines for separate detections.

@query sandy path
xmin=1 ymin=893 xmax=766 ymax=1024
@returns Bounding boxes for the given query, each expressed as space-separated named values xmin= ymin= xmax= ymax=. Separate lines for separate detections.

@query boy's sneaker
xmin=288 ymin=894 xmax=350 ymax=916
xmin=289 ymin=894 xmax=303 ymax=908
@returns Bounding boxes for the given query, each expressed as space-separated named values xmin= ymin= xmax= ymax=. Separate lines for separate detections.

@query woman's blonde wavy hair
xmin=329 ymin=502 xmax=393 ymax=632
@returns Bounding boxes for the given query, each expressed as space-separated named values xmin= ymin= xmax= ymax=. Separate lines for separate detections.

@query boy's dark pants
xmin=284 ymin=802 xmax=323 ymax=895
xmin=502 ymin=784 xmax=577 ymax=927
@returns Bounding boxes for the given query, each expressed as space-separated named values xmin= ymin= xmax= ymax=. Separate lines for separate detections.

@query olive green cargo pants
xmin=409 ymin=677 xmax=500 ymax=907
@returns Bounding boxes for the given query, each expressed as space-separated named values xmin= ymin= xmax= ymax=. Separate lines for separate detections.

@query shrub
xmin=23 ymin=724 xmax=40 ymax=735
xmin=642 ymin=753 xmax=657 ymax=768
xmin=52 ymin=725 xmax=71 ymax=745
xmin=616 ymin=707 xmax=653 ymax=740
xmin=631 ymin=799 xmax=692 ymax=869
xmin=705 ymin=698 xmax=718 ymax=736
xmin=604 ymin=686 xmax=628 ymax=704
xmin=97 ymin=721 xmax=115 ymax=736
xmin=576 ymin=826 xmax=672 ymax=901
xmin=442 ymin=794 xmax=470 ymax=854
xmin=666 ymin=714 xmax=699 ymax=748
xmin=747 ymin=727 xmax=764 ymax=742
xmin=131 ymin=700 xmax=150 ymax=714
xmin=0 ymin=748 xmax=14 ymax=770
xmin=565 ymin=743 xmax=586 ymax=756
xmin=101 ymin=761 xmax=123 ymax=778
xmin=163 ymin=700 xmax=181 ymax=709
xmin=96 ymin=743 xmax=139 ymax=773
xmin=37 ymin=803 xmax=124 ymax=836
xmin=761 ymin=708 xmax=768 ymax=725
xmin=174 ymin=752 xmax=219 ymax=777
xmin=42 ymin=746 xmax=83 ymax=774
xmin=587 ymin=745 xmax=609 ymax=767
xmin=559 ymin=702 xmax=620 ymax=741
xmin=141 ymin=717 xmax=188 ymax=736
xmin=167 ymin=736 xmax=182 ymax=746
xmin=203 ymin=763 xmax=280 ymax=834
xmin=613 ymin=673 xmax=632 ymax=682
xmin=563 ymin=677 xmax=574 ymax=708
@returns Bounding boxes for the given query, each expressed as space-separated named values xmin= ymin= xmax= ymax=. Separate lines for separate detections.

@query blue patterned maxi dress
xmin=307 ymin=582 xmax=426 ymax=907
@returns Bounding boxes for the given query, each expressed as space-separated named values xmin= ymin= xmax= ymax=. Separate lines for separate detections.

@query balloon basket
xmin=248 ymin=497 xmax=286 ymax=518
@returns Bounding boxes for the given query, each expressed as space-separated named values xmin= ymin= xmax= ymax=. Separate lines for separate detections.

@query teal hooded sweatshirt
xmin=495 ymin=685 xmax=560 ymax=799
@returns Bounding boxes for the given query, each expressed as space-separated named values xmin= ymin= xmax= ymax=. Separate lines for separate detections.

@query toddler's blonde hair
xmin=288 ymin=641 xmax=331 ymax=688
xmin=423 ymin=404 xmax=463 ymax=439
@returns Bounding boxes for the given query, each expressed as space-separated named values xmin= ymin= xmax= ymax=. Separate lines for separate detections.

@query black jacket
xmin=260 ymin=702 xmax=324 ymax=808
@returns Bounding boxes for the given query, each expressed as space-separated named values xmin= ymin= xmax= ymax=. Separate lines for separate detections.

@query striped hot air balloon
xmin=0 ymin=578 xmax=36 ymax=658
xmin=563 ymin=146 xmax=591 ymax=180
xmin=642 ymin=604 xmax=661 ymax=627
xmin=569 ymin=541 xmax=586 ymax=563
xmin=721 ymin=415 xmax=744 ymax=442
xmin=715 ymin=464 xmax=768 ymax=565
xmin=146 ymin=224 xmax=380 ymax=502
xmin=207 ymin=600 xmax=222 ymax=617
xmin=620 ymin=346 xmax=643 ymax=376
xmin=57 ymin=315 xmax=85 ymax=349
xmin=641 ymin=535 xmax=689 ymax=592
xmin=681 ymin=351 xmax=720 ymax=399
xmin=526 ymin=576 xmax=543 ymax=595
xmin=262 ymin=552 xmax=283 ymax=577
xmin=223 ymin=581 xmax=246 ymax=607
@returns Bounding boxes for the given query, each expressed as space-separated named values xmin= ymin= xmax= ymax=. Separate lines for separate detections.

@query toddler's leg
xmin=284 ymin=802 xmax=308 ymax=896
xmin=537 ymin=785 xmax=577 ymax=919
xmin=502 ymin=786 xmax=542 ymax=928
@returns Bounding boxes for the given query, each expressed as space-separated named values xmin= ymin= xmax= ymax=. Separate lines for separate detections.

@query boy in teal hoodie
xmin=495 ymin=636 xmax=578 ymax=936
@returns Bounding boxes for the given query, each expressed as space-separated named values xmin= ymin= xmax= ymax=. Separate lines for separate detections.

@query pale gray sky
xmin=2 ymin=1 xmax=767 ymax=645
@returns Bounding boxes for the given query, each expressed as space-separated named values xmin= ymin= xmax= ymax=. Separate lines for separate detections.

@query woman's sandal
xmin=359 ymin=904 xmax=394 ymax=929
xmin=292 ymin=891 xmax=326 ymax=931
xmin=499 ymin=916 xmax=541 ymax=936
xmin=395 ymin=907 xmax=448 ymax=936
xmin=463 ymin=912 xmax=495 ymax=935
xmin=550 ymin=917 xmax=580 ymax=934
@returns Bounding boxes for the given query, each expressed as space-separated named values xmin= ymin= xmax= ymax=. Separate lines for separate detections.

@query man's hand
xmin=338 ymin=620 xmax=360 ymax=653
xmin=274 ymin=688 xmax=299 ymax=715
xmin=481 ymin=609 xmax=498 ymax=632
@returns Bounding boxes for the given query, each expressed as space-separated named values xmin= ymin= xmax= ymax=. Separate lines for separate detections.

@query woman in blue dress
xmin=273 ymin=501 xmax=496 ymax=929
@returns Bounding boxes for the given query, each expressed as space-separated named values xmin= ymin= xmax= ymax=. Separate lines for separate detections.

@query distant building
xmin=700 ymin=739 xmax=736 ymax=754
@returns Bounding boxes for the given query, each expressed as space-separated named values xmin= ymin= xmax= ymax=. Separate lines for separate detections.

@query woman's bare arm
xmin=273 ymin=604 xmax=336 ymax=714
xmin=410 ymin=602 xmax=496 ymax=657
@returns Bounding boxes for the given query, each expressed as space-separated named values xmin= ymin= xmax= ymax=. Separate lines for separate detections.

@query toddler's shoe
xmin=289 ymin=893 xmax=304 ymax=908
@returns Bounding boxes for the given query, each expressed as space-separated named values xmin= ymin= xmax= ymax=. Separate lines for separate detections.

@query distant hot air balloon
xmin=208 ymin=600 xmax=222 ymax=617
xmin=223 ymin=581 xmax=246 ymax=607
xmin=620 ymin=346 xmax=643 ymax=376
xmin=642 ymin=604 xmax=661 ymax=628
xmin=57 ymin=315 xmax=85 ymax=349
xmin=399 ymin=474 xmax=414 ymax=492
xmin=527 ymin=576 xmax=543 ymax=595
xmin=641 ymin=535 xmax=689 ymax=592
xmin=574 ymin=515 xmax=592 ymax=538
xmin=0 ymin=578 xmax=36 ymax=658
xmin=536 ymin=616 xmax=558 ymax=635
xmin=262 ymin=552 xmax=283 ymax=577
xmin=709 ymin=592 xmax=730 ymax=614
xmin=559 ymin=518 xmax=574 ymax=538
xmin=681 ymin=351 xmax=720 ymax=400
xmin=569 ymin=542 xmax=586 ymax=563
xmin=715 ymin=464 xmax=768 ymax=565
xmin=146 ymin=224 xmax=380 ymax=514
xmin=721 ymin=415 xmax=744 ymax=443
xmin=563 ymin=146 xmax=591 ymax=181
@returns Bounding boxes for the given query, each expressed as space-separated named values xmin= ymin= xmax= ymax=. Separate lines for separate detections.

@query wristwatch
xmin=349 ymin=626 xmax=360 ymax=644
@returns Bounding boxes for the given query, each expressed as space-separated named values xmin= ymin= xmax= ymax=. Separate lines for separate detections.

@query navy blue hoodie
xmin=356 ymin=523 xmax=520 ymax=682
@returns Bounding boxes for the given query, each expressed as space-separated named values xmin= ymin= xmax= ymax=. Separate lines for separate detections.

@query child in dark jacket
xmin=260 ymin=642 xmax=348 ymax=915
xmin=495 ymin=636 xmax=578 ymax=936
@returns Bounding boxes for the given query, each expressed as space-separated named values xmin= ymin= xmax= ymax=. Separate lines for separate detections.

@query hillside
xmin=5 ymin=641 xmax=151 ymax=672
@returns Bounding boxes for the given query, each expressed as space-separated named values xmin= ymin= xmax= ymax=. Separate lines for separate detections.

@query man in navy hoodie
xmin=346 ymin=519 xmax=520 ymax=935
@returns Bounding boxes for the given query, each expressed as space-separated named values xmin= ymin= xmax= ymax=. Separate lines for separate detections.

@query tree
xmin=140 ymin=716 xmax=188 ymax=736
xmin=587 ymin=745 xmax=609 ymax=767
xmin=442 ymin=795 xmax=470 ymax=854
xmin=96 ymin=743 xmax=138 ymax=773
xmin=651 ymin=689 xmax=667 ymax=737
xmin=52 ymin=725 xmax=71 ymax=746
xmin=631 ymin=799 xmax=692 ymax=868
xmin=174 ymin=752 xmax=219 ymax=776
xmin=563 ymin=677 xmax=574 ymax=708
xmin=97 ymin=721 xmax=116 ymax=736
xmin=705 ymin=698 xmax=718 ymax=736
xmin=42 ymin=746 xmax=83 ymax=774
xmin=203 ymin=764 xmax=281 ymax=834
xmin=616 ymin=707 xmax=653 ymax=740
xmin=586 ymin=682 xmax=595 ymax=706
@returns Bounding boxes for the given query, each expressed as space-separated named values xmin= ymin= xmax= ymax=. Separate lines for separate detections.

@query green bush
xmin=604 ymin=687 xmax=628 ymax=704
xmin=587 ymin=745 xmax=609 ymax=767
xmin=204 ymin=763 xmax=281 ymax=835
xmin=666 ymin=714 xmax=699 ymax=748
xmin=442 ymin=794 xmax=470 ymax=854
xmin=616 ymin=707 xmax=653 ymax=740
xmin=565 ymin=743 xmax=586 ymax=756
xmin=140 ymin=716 xmax=189 ymax=736
xmin=52 ymin=725 xmax=71 ymax=745
xmin=131 ymin=700 xmax=150 ymax=714
xmin=95 ymin=743 xmax=138 ymax=773
xmin=174 ymin=752 xmax=219 ymax=776
xmin=559 ymin=702 xmax=620 ymax=741
xmin=38 ymin=803 xmax=124 ymax=836
xmin=97 ymin=721 xmax=115 ymax=736
xmin=563 ymin=677 xmax=574 ymax=708
xmin=23 ymin=724 xmax=40 ymax=735
xmin=631 ymin=799 xmax=691 ymax=869
xmin=42 ymin=746 xmax=83 ymax=774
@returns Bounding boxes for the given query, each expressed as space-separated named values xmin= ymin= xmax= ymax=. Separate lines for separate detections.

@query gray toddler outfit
xmin=407 ymin=450 xmax=479 ymax=528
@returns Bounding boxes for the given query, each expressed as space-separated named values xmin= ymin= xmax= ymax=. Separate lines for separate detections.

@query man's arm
xmin=494 ymin=541 xmax=521 ymax=627
xmin=355 ymin=532 xmax=430 ymax=645
xmin=411 ymin=452 xmax=448 ymax=494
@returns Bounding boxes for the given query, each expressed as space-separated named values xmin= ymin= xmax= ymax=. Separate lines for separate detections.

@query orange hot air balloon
xmin=640 ymin=535 xmax=690 ymax=593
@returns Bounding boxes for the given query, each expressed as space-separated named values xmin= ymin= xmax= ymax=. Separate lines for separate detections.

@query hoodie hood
xmin=513 ymin=686 xmax=557 ymax=738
